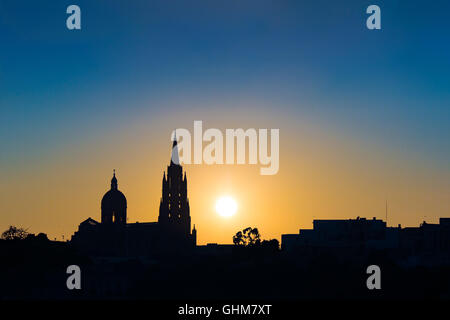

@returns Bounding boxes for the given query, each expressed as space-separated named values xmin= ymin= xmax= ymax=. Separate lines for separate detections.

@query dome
xmin=101 ymin=189 xmax=127 ymax=210
xmin=101 ymin=171 xmax=127 ymax=224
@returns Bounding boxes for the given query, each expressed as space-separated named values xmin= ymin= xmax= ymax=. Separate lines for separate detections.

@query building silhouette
xmin=158 ymin=136 xmax=193 ymax=238
xmin=101 ymin=169 xmax=127 ymax=225
xmin=282 ymin=217 xmax=450 ymax=266
xmin=71 ymin=135 xmax=196 ymax=257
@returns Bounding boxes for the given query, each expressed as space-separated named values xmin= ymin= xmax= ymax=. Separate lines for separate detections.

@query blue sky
xmin=1 ymin=0 xmax=449 ymax=168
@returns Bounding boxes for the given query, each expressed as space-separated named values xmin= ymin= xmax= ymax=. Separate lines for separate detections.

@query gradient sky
xmin=0 ymin=0 xmax=449 ymax=244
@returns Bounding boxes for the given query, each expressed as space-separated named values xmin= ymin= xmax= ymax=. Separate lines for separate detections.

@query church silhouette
xmin=71 ymin=136 xmax=197 ymax=256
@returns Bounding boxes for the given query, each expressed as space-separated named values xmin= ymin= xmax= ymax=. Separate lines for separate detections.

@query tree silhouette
xmin=233 ymin=231 xmax=245 ymax=246
xmin=1 ymin=226 xmax=29 ymax=240
xmin=261 ymin=239 xmax=280 ymax=251
xmin=233 ymin=227 xmax=261 ymax=247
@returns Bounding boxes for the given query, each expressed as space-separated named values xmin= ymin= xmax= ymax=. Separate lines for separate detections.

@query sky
xmin=0 ymin=0 xmax=449 ymax=244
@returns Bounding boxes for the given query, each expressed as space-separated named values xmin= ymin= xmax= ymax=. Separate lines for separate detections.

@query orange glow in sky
xmin=1 ymin=107 xmax=449 ymax=245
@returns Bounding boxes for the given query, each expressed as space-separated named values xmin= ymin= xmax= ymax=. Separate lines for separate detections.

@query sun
xmin=215 ymin=196 xmax=237 ymax=218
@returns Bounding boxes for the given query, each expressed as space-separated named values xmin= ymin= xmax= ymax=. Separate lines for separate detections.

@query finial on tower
xmin=111 ymin=169 xmax=118 ymax=190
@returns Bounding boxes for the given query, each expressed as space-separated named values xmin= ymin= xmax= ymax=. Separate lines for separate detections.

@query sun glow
xmin=215 ymin=196 xmax=237 ymax=218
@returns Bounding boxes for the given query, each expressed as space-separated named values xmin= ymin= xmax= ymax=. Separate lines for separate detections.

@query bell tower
xmin=158 ymin=132 xmax=192 ymax=237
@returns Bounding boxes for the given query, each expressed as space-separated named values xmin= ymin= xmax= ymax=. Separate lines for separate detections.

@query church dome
xmin=101 ymin=189 xmax=127 ymax=210
xmin=101 ymin=170 xmax=127 ymax=224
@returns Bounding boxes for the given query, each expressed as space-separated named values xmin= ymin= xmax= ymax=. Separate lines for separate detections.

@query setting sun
xmin=215 ymin=196 xmax=238 ymax=218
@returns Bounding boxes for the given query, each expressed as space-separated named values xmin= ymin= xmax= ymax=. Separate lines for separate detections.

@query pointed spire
xmin=172 ymin=129 xmax=177 ymax=148
xmin=170 ymin=129 xmax=180 ymax=166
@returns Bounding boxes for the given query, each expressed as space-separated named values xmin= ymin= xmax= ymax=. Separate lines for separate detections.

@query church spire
xmin=172 ymin=129 xmax=178 ymax=148
xmin=170 ymin=130 xmax=180 ymax=166
xmin=159 ymin=130 xmax=191 ymax=237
